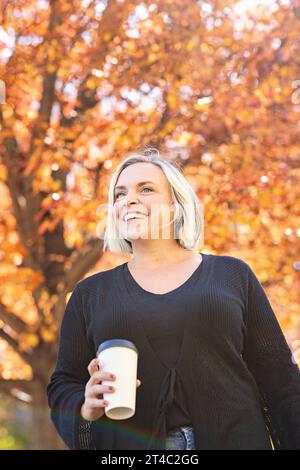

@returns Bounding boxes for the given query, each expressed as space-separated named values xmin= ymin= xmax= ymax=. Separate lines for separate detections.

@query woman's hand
xmin=80 ymin=358 xmax=142 ymax=421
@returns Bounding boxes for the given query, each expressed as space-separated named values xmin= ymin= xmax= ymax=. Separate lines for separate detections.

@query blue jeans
xmin=165 ymin=425 xmax=196 ymax=450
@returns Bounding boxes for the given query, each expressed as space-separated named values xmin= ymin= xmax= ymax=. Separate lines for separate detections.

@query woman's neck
xmin=128 ymin=247 xmax=200 ymax=270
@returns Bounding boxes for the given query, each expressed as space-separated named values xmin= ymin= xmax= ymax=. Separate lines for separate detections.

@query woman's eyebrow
xmin=114 ymin=181 xmax=157 ymax=191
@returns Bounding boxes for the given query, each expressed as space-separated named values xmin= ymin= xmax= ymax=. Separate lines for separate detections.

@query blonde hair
xmin=103 ymin=148 xmax=203 ymax=254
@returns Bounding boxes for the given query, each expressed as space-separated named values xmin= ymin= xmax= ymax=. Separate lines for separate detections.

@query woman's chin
xmin=122 ymin=227 xmax=149 ymax=241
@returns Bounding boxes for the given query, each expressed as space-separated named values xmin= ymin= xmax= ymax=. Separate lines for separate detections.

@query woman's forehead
xmin=116 ymin=163 xmax=166 ymax=186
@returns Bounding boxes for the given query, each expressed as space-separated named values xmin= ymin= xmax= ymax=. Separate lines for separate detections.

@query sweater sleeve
xmin=242 ymin=264 xmax=300 ymax=449
xmin=46 ymin=284 xmax=95 ymax=449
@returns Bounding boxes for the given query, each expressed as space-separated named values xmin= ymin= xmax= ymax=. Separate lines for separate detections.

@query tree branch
xmin=0 ymin=104 xmax=43 ymax=271
xmin=64 ymin=237 xmax=104 ymax=293
xmin=60 ymin=0 xmax=141 ymax=128
xmin=146 ymin=91 xmax=170 ymax=149
xmin=0 ymin=329 xmax=32 ymax=366
xmin=0 ymin=379 xmax=32 ymax=395
xmin=52 ymin=237 xmax=104 ymax=323
xmin=0 ymin=303 xmax=27 ymax=334
xmin=25 ymin=0 xmax=59 ymax=167
xmin=1 ymin=1 xmax=62 ymax=273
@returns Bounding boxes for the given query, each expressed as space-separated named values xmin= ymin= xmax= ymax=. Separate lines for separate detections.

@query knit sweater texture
xmin=46 ymin=253 xmax=300 ymax=450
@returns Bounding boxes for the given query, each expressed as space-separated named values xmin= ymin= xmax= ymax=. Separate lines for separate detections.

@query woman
xmin=47 ymin=148 xmax=300 ymax=450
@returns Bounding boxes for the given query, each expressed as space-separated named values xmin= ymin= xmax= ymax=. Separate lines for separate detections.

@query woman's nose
xmin=124 ymin=191 xmax=140 ymax=205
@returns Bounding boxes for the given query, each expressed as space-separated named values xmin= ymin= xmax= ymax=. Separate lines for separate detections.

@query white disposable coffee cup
xmin=97 ymin=339 xmax=138 ymax=420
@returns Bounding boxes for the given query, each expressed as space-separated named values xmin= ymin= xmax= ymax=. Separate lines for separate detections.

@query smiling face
xmin=113 ymin=162 xmax=177 ymax=243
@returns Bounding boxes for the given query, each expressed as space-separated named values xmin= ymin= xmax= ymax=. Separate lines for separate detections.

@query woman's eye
xmin=115 ymin=187 xmax=152 ymax=200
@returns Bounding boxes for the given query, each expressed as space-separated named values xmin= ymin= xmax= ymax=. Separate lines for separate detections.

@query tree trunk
xmin=28 ymin=381 xmax=68 ymax=450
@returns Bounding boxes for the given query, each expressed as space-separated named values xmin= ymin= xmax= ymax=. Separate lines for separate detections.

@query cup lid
xmin=97 ymin=339 xmax=138 ymax=356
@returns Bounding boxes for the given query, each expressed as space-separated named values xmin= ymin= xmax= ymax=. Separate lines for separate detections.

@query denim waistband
xmin=165 ymin=425 xmax=196 ymax=450
xmin=167 ymin=425 xmax=194 ymax=435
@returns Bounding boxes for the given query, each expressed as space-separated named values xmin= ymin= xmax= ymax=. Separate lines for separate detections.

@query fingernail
xmin=110 ymin=374 xmax=115 ymax=379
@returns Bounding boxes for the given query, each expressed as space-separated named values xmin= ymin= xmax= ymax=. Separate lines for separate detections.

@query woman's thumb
xmin=88 ymin=358 xmax=99 ymax=376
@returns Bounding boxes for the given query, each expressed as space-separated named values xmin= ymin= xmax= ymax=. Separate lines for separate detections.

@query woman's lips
xmin=125 ymin=216 xmax=148 ymax=223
